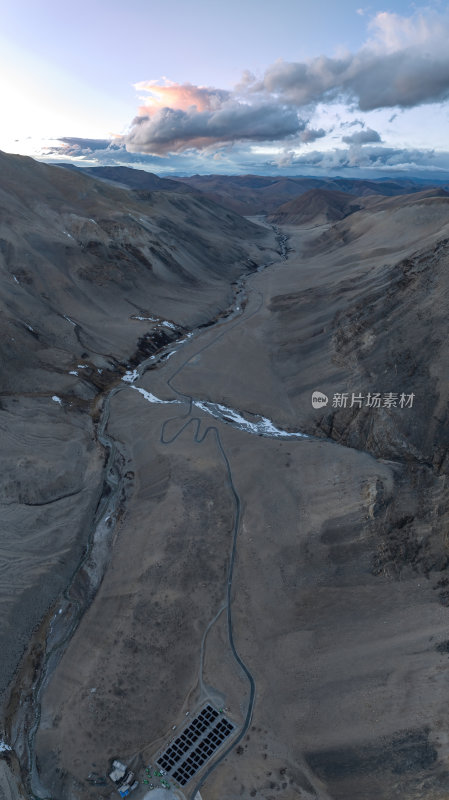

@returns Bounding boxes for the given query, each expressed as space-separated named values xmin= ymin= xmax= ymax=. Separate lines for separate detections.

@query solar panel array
xmin=156 ymin=705 xmax=235 ymax=786
xmin=172 ymin=718 xmax=234 ymax=786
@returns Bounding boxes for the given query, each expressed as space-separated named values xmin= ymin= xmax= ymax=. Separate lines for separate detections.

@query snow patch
xmin=69 ymin=370 xmax=78 ymax=376
xmin=122 ymin=369 xmax=139 ymax=384
xmin=130 ymin=384 xmax=309 ymax=440
xmin=193 ymin=400 xmax=310 ymax=439
xmin=63 ymin=314 xmax=76 ymax=326
xmin=162 ymin=321 xmax=177 ymax=330
xmin=0 ymin=741 xmax=12 ymax=753
xmin=52 ymin=395 xmax=62 ymax=404
xmin=131 ymin=386 xmax=180 ymax=405
xmin=12 ymin=275 xmax=19 ymax=284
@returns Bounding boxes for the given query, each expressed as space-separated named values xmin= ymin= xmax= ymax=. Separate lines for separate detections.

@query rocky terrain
xmin=0 ymin=149 xmax=277 ymax=746
xmin=61 ymin=165 xmax=197 ymax=195
xmin=266 ymin=188 xmax=364 ymax=226
xmin=149 ymin=173 xmax=449 ymax=215
xmin=2 ymin=155 xmax=449 ymax=800
xmin=59 ymin=168 xmax=449 ymax=217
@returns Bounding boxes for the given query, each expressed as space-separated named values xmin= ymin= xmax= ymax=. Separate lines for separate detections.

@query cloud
xmin=340 ymin=118 xmax=365 ymax=129
xmin=125 ymin=102 xmax=304 ymax=155
xmin=248 ymin=11 xmax=449 ymax=111
xmin=37 ymin=8 xmax=449 ymax=174
xmin=40 ymin=137 xmax=161 ymax=168
xmin=120 ymin=10 xmax=449 ymax=158
xmin=211 ymin=142 xmax=449 ymax=177
xmin=38 ymin=135 xmax=449 ymax=179
xmin=300 ymin=127 xmax=326 ymax=143
xmin=134 ymin=79 xmax=230 ymax=113
xmin=367 ymin=10 xmax=446 ymax=54
xmin=342 ymin=127 xmax=382 ymax=144
xmin=280 ymin=144 xmax=449 ymax=174
xmin=47 ymin=137 xmax=115 ymax=157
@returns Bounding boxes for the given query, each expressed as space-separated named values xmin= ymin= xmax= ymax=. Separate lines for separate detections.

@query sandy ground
xmin=28 ymin=195 xmax=449 ymax=800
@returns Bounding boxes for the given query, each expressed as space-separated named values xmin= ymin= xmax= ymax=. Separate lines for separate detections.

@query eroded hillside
xmin=0 ymin=151 xmax=278 ymax=715
xmin=3 ymin=163 xmax=449 ymax=800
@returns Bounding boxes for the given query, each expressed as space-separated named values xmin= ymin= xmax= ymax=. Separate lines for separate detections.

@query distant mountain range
xmin=58 ymin=164 xmax=449 ymax=217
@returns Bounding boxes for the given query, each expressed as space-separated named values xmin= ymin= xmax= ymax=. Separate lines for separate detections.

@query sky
xmin=2 ymin=0 xmax=449 ymax=176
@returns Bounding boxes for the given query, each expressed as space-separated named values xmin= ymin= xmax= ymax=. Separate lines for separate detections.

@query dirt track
xmin=28 ymin=197 xmax=449 ymax=800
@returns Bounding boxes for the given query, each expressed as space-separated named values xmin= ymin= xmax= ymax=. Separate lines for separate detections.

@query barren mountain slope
xmin=172 ymin=174 xmax=447 ymax=215
xmin=81 ymin=166 xmax=196 ymax=194
xmin=66 ymin=168 xmax=449 ymax=217
xmin=267 ymin=188 xmax=364 ymax=225
xmin=3 ymin=157 xmax=449 ymax=800
xmin=0 ymin=151 xmax=277 ymax=710
xmin=115 ymin=193 xmax=449 ymax=800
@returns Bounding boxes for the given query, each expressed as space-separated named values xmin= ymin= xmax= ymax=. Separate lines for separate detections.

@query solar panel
xmin=156 ymin=705 xmax=235 ymax=786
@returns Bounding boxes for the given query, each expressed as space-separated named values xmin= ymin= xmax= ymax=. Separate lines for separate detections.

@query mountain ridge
xmin=57 ymin=164 xmax=449 ymax=215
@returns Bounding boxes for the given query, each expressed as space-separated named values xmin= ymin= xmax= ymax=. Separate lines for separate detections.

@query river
xmin=8 ymin=225 xmax=300 ymax=800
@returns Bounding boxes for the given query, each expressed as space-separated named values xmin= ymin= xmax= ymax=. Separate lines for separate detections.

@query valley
xmin=1 ymin=154 xmax=449 ymax=800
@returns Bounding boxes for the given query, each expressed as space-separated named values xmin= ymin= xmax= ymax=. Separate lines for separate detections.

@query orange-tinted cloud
xmin=124 ymin=10 xmax=449 ymax=156
xmin=134 ymin=79 xmax=230 ymax=115
xmin=126 ymin=77 xmax=303 ymax=155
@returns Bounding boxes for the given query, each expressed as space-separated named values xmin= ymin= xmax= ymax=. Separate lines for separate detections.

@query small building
xmin=109 ymin=763 xmax=127 ymax=783
xmin=108 ymin=760 xmax=138 ymax=796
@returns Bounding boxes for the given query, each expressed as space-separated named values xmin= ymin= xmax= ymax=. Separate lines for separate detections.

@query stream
xmin=9 ymin=225 xmax=300 ymax=799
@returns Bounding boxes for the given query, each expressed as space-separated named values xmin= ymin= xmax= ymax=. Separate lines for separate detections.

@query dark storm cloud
xmin=342 ymin=127 xmax=382 ymax=145
xmin=125 ymin=103 xmax=304 ymax=155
